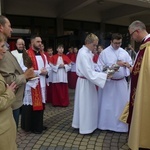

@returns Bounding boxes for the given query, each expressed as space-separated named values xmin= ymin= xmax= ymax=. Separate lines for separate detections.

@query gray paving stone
xmin=55 ymin=145 xmax=64 ymax=150
xmin=40 ymin=145 xmax=48 ymax=150
xmin=71 ymin=148 xmax=79 ymax=150
xmin=110 ymin=146 xmax=118 ymax=150
xmin=102 ymin=147 xmax=111 ymax=150
xmin=16 ymin=89 xmax=130 ymax=150
xmin=47 ymin=146 xmax=55 ymax=150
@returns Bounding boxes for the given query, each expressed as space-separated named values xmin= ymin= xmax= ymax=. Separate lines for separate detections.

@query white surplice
xmin=11 ymin=49 xmax=23 ymax=64
xmin=97 ymin=45 xmax=132 ymax=132
xmin=20 ymin=55 xmax=50 ymax=105
xmin=46 ymin=63 xmax=53 ymax=84
xmin=71 ymin=62 xmax=76 ymax=72
xmin=50 ymin=56 xmax=71 ymax=83
xmin=72 ymin=45 xmax=107 ymax=134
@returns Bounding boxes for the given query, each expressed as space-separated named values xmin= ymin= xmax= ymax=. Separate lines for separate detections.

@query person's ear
xmin=0 ymin=24 xmax=3 ymax=32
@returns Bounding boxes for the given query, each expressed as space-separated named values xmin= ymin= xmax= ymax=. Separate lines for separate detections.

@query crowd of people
xmin=0 ymin=14 xmax=149 ymax=150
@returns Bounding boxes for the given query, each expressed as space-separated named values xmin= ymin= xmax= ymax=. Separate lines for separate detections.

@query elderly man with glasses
xmin=127 ymin=20 xmax=150 ymax=150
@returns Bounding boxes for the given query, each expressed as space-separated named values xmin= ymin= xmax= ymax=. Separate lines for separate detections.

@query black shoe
xmin=43 ymin=126 xmax=47 ymax=130
xmin=32 ymin=130 xmax=42 ymax=134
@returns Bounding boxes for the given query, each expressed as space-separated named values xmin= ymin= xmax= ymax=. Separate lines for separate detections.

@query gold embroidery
xmin=34 ymin=89 xmax=42 ymax=106
xmin=131 ymin=88 xmax=136 ymax=106
xmin=133 ymin=56 xmax=143 ymax=75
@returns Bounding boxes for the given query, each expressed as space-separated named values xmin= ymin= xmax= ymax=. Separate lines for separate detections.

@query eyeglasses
xmin=130 ymin=30 xmax=137 ymax=36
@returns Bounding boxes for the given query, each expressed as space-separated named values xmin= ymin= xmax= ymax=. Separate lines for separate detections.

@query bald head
xmin=16 ymin=38 xmax=25 ymax=51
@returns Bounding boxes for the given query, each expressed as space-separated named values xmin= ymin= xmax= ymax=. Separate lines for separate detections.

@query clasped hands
xmin=59 ymin=64 xmax=65 ymax=68
xmin=40 ymin=67 xmax=48 ymax=76
xmin=7 ymin=82 xmax=17 ymax=93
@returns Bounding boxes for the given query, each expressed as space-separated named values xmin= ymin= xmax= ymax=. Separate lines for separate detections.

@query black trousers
xmin=21 ymin=105 xmax=44 ymax=132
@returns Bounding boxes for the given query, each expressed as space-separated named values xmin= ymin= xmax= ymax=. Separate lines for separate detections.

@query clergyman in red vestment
xmin=127 ymin=20 xmax=150 ymax=150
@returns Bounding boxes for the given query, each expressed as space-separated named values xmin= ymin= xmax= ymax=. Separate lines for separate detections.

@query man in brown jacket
xmin=0 ymin=15 xmax=34 ymax=128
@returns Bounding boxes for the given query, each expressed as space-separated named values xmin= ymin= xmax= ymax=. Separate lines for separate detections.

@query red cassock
xmin=50 ymin=54 xmax=71 ymax=106
xmin=93 ymin=54 xmax=99 ymax=63
xmin=51 ymin=83 xmax=69 ymax=106
xmin=67 ymin=52 xmax=78 ymax=89
xmin=93 ymin=54 xmax=99 ymax=90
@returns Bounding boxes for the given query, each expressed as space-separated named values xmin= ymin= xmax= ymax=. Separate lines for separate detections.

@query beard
xmin=33 ymin=45 xmax=40 ymax=51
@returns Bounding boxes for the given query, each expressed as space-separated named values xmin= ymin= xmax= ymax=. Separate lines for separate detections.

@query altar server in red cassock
xmin=67 ymin=47 xmax=78 ymax=89
xmin=50 ymin=44 xmax=71 ymax=106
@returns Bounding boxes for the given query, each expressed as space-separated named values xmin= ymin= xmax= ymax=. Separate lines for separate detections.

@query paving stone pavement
xmin=17 ymin=89 xmax=130 ymax=150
